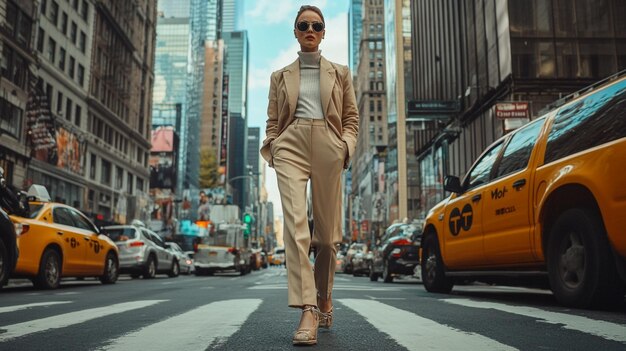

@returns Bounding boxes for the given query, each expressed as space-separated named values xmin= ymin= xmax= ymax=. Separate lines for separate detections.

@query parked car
xmin=194 ymin=223 xmax=251 ymax=275
xmin=421 ymin=73 xmax=626 ymax=308
xmin=369 ymin=222 xmax=422 ymax=283
xmin=9 ymin=185 xmax=119 ymax=289
xmin=343 ymin=243 xmax=367 ymax=274
xmin=351 ymin=245 xmax=371 ymax=277
xmin=104 ymin=224 xmax=179 ymax=279
xmin=272 ymin=247 xmax=286 ymax=266
xmin=0 ymin=166 xmax=29 ymax=289
xmin=166 ymin=242 xmax=194 ymax=275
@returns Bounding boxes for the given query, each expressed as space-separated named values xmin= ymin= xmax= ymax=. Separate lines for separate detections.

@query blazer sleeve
xmin=340 ymin=65 xmax=359 ymax=168
xmin=260 ymin=71 xmax=279 ymax=167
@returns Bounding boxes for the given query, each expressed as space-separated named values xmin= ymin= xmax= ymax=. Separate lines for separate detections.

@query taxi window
xmin=53 ymin=208 xmax=75 ymax=226
xmin=465 ymin=141 xmax=504 ymax=190
xmin=106 ymin=228 xmax=138 ymax=241
xmin=28 ymin=204 xmax=44 ymax=219
xmin=69 ymin=209 xmax=96 ymax=232
xmin=494 ymin=118 xmax=544 ymax=178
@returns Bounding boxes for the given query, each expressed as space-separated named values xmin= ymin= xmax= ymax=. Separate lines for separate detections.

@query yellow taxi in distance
xmin=421 ymin=73 xmax=626 ymax=308
xmin=9 ymin=185 xmax=119 ymax=289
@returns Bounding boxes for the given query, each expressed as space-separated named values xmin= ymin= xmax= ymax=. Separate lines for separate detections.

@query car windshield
xmin=28 ymin=204 xmax=44 ymax=219
xmin=106 ymin=227 xmax=138 ymax=241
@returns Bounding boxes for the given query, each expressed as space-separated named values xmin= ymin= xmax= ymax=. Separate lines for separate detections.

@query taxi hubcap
xmin=425 ymin=252 xmax=437 ymax=283
xmin=108 ymin=258 xmax=117 ymax=277
xmin=46 ymin=256 xmax=59 ymax=285
xmin=559 ymin=231 xmax=585 ymax=289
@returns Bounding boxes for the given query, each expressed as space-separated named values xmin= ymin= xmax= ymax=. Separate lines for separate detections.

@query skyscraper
xmin=348 ymin=0 xmax=363 ymax=74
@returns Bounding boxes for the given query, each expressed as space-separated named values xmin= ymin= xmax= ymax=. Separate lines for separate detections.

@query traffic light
xmin=243 ymin=213 xmax=254 ymax=239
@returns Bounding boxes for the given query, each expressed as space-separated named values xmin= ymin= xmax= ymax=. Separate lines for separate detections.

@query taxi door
xmin=68 ymin=208 xmax=106 ymax=274
xmin=482 ymin=119 xmax=544 ymax=265
xmin=52 ymin=207 xmax=87 ymax=274
xmin=442 ymin=141 xmax=505 ymax=269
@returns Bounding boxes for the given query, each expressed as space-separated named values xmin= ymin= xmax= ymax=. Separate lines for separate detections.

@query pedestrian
xmin=197 ymin=191 xmax=211 ymax=221
xmin=259 ymin=5 xmax=358 ymax=346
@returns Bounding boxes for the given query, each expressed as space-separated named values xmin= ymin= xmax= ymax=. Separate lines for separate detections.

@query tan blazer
xmin=260 ymin=56 xmax=359 ymax=169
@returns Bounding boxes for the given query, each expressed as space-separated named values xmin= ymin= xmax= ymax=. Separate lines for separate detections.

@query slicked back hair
xmin=294 ymin=5 xmax=325 ymax=28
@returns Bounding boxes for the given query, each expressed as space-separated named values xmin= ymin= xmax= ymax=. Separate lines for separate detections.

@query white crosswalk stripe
xmin=249 ymin=283 xmax=397 ymax=291
xmin=0 ymin=300 xmax=167 ymax=342
xmin=338 ymin=298 xmax=518 ymax=351
xmin=0 ymin=301 xmax=72 ymax=314
xmin=443 ymin=298 xmax=626 ymax=343
xmin=98 ymin=299 xmax=262 ymax=351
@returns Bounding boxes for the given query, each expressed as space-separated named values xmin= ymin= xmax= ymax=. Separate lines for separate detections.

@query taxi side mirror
xmin=444 ymin=175 xmax=463 ymax=194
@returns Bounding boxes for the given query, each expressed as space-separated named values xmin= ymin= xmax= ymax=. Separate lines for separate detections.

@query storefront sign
xmin=495 ymin=102 xmax=530 ymax=119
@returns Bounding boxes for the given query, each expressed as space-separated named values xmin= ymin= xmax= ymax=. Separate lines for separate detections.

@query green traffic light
xmin=243 ymin=213 xmax=252 ymax=223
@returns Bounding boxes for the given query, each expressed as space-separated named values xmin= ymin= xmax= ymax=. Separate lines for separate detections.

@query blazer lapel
xmin=320 ymin=57 xmax=335 ymax=117
xmin=282 ymin=59 xmax=300 ymax=120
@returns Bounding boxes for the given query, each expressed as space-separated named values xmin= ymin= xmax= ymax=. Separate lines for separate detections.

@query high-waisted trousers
xmin=271 ymin=117 xmax=344 ymax=308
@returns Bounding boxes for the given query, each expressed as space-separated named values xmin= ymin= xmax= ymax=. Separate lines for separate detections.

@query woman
xmin=259 ymin=5 xmax=358 ymax=346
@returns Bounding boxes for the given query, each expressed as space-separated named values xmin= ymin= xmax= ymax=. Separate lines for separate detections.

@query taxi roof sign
xmin=27 ymin=184 xmax=51 ymax=202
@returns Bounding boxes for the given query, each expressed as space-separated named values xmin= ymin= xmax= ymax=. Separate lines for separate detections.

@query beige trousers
xmin=272 ymin=118 xmax=344 ymax=308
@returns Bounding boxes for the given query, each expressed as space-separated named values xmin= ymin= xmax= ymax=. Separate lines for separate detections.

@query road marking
xmin=339 ymin=299 xmax=517 ymax=351
xmin=248 ymin=284 xmax=397 ymax=291
xmin=54 ymin=292 xmax=79 ymax=295
xmin=0 ymin=301 xmax=72 ymax=314
xmin=99 ymin=299 xmax=262 ymax=351
xmin=0 ymin=300 xmax=166 ymax=342
xmin=365 ymin=295 xmax=406 ymax=300
xmin=443 ymin=298 xmax=626 ymax=343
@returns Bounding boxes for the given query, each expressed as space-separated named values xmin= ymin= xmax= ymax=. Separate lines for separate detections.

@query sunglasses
xmin=296 ymin=21 xmax=324 ymax=33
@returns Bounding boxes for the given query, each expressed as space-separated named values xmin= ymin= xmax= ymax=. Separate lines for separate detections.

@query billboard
xmin=150 ymin=127 xmax=178 ymax=190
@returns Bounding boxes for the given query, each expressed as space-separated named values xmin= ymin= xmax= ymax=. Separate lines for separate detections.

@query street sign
xmin=495 ymin=102 xmax=530 ymax=119
xmin=407 ymin=100 xmax=460 ymax=114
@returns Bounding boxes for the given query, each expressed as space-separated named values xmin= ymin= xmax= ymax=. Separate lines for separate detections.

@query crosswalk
xmin=1 ymin=296 xmax=624 ymax=350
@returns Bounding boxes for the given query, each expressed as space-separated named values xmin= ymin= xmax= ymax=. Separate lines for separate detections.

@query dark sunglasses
xmin=296 ymin=21 xmax=324 ymax=33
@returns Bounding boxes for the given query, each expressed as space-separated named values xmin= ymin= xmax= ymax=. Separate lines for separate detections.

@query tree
xmin=199 ymin=147 xmax=219 ymax=189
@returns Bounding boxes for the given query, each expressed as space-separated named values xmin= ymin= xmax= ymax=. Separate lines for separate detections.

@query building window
xmin=50 ymin=1 xmax=59 ymax=26
xmin=0 ymin=98 xmax=23 ymax=139
xmin=71 ymin=0 xmax=78 ymax=11
xmin=1 ymin=45 xmax=28 ymax=89
xmin=136 ymin=177 xmax=144 ymax=192
xmin=69 ymin=56 xmax=75 ymax=78
xmin=58 ymin=47 xmax=66 ymax=71
xmin=65 ymin=98 xmax=72 ymax=121
xmin=61 ymin=12 xmax=68 ymax=35
xmin=377 ymin=100 xmax=382 ymax=112
xmin=7 ymin=2 xmax=33 ymax=47
xmin=90 ymin=153 xmax=96 ymax=179
xmin=40 ymin=0 xmax=47 ymax=14
xmin=75 ymin=105 xmax=82 ymax=126
xmin=116 ymin=167 xmax=123 ymax=189
xmin=81 ymin=0 xmax=89 ymax=21
xmin=369 ymin=100 xmax=375 ymax=112
xmin=101 ymin=159 xmax=111 ymax=185
xmin=77 ymin=64 xmax=84 ymax=86
xmin=47 ymin=37 xmax=56 ymax=63
xmin=70 ymin=22 xmax=77 ymax=44
xmin=56 ymin=91 xmax=63 ymax=115
xmin=37 ymin=27 xmax=45 ymax=52
xmin=127 ymin=173 xmax=133 ymax=194
xmin=79 ymin=31 xmax=86 ymax=53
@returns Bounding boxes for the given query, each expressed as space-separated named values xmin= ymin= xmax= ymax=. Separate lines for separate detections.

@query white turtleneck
xmin=295 ymin=50 xmax=324 ymax=119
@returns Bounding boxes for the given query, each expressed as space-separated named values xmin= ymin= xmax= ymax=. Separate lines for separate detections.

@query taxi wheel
xmin=369 ymin=263 xmax=378 ymax=282
xmin=421 ymin=235 xmax=453 ymax=294
xmin=547 ymin=208 xmax=625 ymax=308
xmin=100 ymin=252 xmax=119 ymax=284
xmin=34 ymin=249 xmax=61 ymax=290
xmin=168 ymin=260 xmax=180 ymax=278
xmin=383 ymin=260 xmax=394 ymax=283
xmin=0 ymin=239 xmax=8 ymax=288
xmin=143 ymin=256 xmax=157 ymax=279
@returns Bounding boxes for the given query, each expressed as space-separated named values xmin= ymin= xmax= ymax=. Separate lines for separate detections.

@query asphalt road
xmin=1 ymin=268 xmax=625 ymax=350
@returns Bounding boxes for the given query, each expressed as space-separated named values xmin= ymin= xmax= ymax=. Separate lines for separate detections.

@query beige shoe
xmin=292 ymin=306 xmax=319 ymax=346
xmin=318 ymin=306 xmax=333 ymax=329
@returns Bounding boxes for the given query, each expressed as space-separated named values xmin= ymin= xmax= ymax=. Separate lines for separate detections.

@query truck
xmin=193 ymin=204 xmax=252 ymax=275
xmin=421 ymin=72 xmax=626 ymax=308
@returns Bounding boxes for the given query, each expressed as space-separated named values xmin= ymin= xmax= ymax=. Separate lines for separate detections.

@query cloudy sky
xmin=242 ymin=0 xmax=350 ymax=217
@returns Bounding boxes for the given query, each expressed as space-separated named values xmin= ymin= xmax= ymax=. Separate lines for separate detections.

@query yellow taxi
xmin=421 ymin=73 xmax=626 ymax=308
xmin=9 ymin=185 xmax=119 ymax=289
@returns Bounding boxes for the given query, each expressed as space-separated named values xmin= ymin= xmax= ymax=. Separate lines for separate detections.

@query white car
xmin=166 ymin=242 xmax=194 ymax=275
